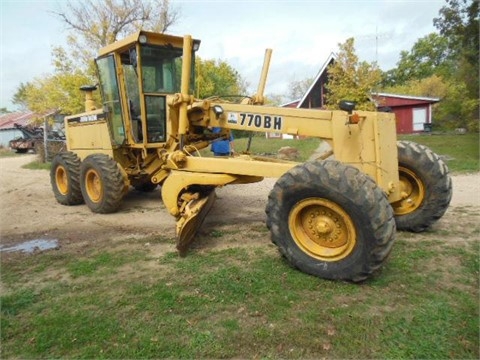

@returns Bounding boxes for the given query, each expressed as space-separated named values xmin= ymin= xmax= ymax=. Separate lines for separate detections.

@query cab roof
xmin=98 ymin=30 xmax=200 ymax=57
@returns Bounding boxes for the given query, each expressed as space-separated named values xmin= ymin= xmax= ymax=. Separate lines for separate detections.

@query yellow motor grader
xmin=50 ymin=31 xmax=452 ymax=282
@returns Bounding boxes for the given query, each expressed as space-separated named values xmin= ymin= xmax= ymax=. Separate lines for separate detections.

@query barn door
xmin=413 ymin=108 xmax=427 ymax=131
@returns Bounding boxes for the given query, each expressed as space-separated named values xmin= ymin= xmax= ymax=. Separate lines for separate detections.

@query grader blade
xmin=176 ymin=190 xmax=216 ymax=256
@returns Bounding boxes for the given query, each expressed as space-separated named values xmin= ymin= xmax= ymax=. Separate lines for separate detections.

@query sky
xmin=0 ymin=0 xmax=446 ymax=110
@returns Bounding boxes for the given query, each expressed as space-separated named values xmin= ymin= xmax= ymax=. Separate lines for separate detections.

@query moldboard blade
xmin=176 ymin=190 xmax=216 ymax=256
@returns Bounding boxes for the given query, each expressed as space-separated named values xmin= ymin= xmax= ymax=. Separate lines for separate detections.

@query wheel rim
xmin=393 ymin=166 xmax=425 ymax=215
xmin=288 ymin=198 xmax=356 ymax=261
xmin=85 ymin=168 xmax=103 ymax=203
xmin=55 ymin=165 xmax=69 ymax=195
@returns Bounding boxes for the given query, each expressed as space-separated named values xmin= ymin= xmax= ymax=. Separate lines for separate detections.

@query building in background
xmin=371 ymin=93 xmax=439 ymax=134
xmin=274 ymin=54 xmax=440 ymax=137
xmin=0 ymin=111 xmax=62 ymax=150
xmin=0 ymin=112 xmax=38 ymax=148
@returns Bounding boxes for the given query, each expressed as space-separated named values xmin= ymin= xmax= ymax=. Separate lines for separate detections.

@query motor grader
xmin=50 ymin=30 xmax=452 ymax=282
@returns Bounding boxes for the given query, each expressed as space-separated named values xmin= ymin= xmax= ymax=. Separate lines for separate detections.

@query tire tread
xmin=266 ymin=160 xmax=396 ymax=282
xmin=50 ymin=151 xmax=84 ymax=205
xmin=80 ymin=154 xmax=125 ymax=214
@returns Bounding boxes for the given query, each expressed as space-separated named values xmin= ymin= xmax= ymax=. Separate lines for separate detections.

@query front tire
xmin=266 ymin=160 xmax=396 ymax=282
xmin=50 ymin=151 xmax=84 ymax=205
xmin=80 ymin=154 xmax=125 ymax=213
xmin=393 ymin=141 xmax=452 ymax=232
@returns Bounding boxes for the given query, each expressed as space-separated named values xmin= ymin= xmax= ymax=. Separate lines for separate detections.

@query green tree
xmin=383 ymin=75 xmax=447 ymax=99
xmin=381 ymin=1 xmax=479 ymax=130
xmin=434 ymin=0 xmax=479 ymax=109
xmin=12 ymin=82 xmax=31 ymax=110
xmin=382 ymin=33 xmax=452 ymax=86
xmin=383 ymin=74 xmax=477 ymax=130
xmin=195 ymin=57 xmax=246 ymax=99
xmin=434 ymin=0 xmax=479 ymax=66
xmin=22 ymin=72 xmax=94 ymax=116
xmin=325 ymin=38 xmax=381 ymax=111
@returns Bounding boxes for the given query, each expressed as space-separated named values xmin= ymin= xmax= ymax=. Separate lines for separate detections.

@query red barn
xmin=372 ymin=93 xmax=440 ymax=134
xmin=278 ymin=54 xmax=441 ymax=135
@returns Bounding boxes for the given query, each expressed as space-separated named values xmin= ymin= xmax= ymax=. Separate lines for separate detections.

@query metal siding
xmin=393 ymin=107 xmax=412 ymax=134
xmin=0 ymin=129 xmax=24 ymax=147
xmin=373 ymin=94 xmax=439 ymax=133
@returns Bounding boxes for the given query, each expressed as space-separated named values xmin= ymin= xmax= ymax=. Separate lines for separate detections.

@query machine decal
xmin=239 ymin=113 xmax=282 ymax=130
xmin=67 ymin=113 xmax=107 ymax=124
xmin=227 ymin=112 xmax=238 ymax=124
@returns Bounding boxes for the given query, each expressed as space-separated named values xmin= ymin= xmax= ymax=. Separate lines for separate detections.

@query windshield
xmin=140 ymin=45 xmax=184 ymax=93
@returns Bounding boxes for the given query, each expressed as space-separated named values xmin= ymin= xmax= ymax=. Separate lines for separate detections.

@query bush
xmin=467 ymin=119 xmax=479 ymax=133
xmin=35 ymin=141 xmax=66 ymax=163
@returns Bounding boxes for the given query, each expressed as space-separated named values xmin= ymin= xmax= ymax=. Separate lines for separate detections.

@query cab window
xmin=96 ymin=55 xmax=125 ymax=145
xmin=140 ymin=45 xmax=182 ymax=93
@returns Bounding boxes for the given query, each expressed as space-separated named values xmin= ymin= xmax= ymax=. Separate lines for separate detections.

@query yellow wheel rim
xmin=288 ymin=198 xmax=356 ymax=261
xmin=85 ymin=169 xmax=103 ymax=203
xmin=393 ymin=166 xmax=425 ymax=215
xmin=55 ymin=165 xmax=69 ymax=195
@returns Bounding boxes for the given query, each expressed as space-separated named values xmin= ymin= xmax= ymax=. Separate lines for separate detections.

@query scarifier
xmin=50 ymin=31 xmax=452 ymax=281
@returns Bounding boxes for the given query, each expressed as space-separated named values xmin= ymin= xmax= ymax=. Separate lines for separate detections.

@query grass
xmin=234 ymin=135 xmax=321 ymax=162
xmin=201 ymin=131 xmax=478 ymax=173
xmin=1 ymin=131 xmax=477 ymax=358
xmin=0 ymin=147 xmax=21 ymax=158
xmin=1 ymin=227 xmax=478 ymax=359
xmin=21 ymin=161 xmax=51 ymax=170
xmin=398 ymin=132 xmax=479 ymax=173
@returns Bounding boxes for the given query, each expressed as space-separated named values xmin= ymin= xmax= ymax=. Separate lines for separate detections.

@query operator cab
xmin=94 ymin=31 xmax=200 ymax=147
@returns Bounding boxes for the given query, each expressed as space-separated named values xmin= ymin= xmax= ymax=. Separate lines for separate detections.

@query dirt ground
xmin=0 ymin=154 xmax=479 ymax=254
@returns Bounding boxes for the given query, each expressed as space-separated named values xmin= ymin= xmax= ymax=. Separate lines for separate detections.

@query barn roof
xmin=373 ymin=92 xmax=440 ymax=103
xmin=0 ymin=110 xmax=58 ymax=130
xmin=297 ymin=52 xmax=336 ymax=109
xmin=280 ymin=99 xmax=301 ymax=108
xmin=0 ymin=112 xmax=35 ymax=130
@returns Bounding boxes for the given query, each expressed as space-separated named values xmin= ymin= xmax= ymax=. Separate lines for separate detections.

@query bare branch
xmin=53 ymin=0 xmax=182 ymax=59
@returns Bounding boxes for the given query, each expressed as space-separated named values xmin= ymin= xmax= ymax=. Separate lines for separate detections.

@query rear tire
xmin=80 ymin=154 xmax=125 ymax=213
xmin=50 ymin=151 xmax=84 ymax=205
xmin=266 ymin=160 xmax=396 ymax=282
xmin=393 ymin=141 xmax=452 ymax=232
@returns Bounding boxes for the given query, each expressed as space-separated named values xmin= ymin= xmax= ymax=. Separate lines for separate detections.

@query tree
xmin=12 ymin=82 xmax=31 ymax=111
xmin=383 ymin=74 xmax=477 ymax=130
xmin=382 ymin=33 xmax=452 ymax=86
xmin=325 ymin=38 xmax=382 ymax=111
xmin=264 ymin=93 xmax=288 ymax=106
xmin=15 ymin=0 xmax=180 ymax=115
xmin=287 ymin=77 xmax=314 ymax=101
xmin=434 ymin=0 xmax=479 ymax=105
xmin=383 ymin=75 xmax=447 ymax=99
xmin=195 ymin=57 xmax=247 ymax=99
xmin=22 ymin=73 xmax=95 ymax=117
xmin=54 ymin=0 xmax=179 ymax=69
xmin=434 ymin=0 xmax=479 ymax=64
xmin=380 ymin=1 xmax=479 ymax=130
